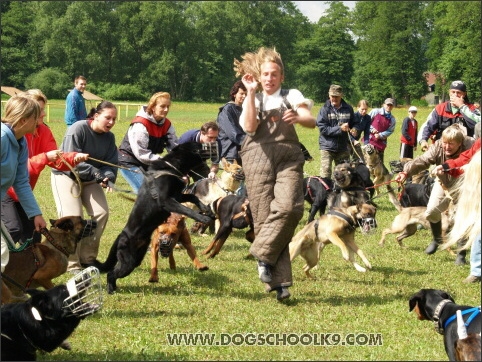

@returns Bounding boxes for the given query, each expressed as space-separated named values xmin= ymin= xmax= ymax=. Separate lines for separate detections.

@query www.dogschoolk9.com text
xmin=166 ymin=333 xmax=383 ymax=346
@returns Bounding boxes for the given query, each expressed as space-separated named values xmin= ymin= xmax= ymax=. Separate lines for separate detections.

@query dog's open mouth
xmin=159 ymin=236 xmax=173 ymax=258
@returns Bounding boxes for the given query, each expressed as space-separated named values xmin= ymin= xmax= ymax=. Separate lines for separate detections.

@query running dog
xmin=186 ymin=158 xmax=244 ymax=235
xmin=303 ymin=176 xmax=333 ymax=223
xmin=2 ymin=216 xmax=96 ymax=303
xmin=1 ymin=268 xmax=102 ymax=361
xmin=409 ymin=289 xmax=481 ymax=361
xmin=327 ymin=162 xmax=372 ymax=210
xmin=379 ymin=206 xmax=453 ymax=250
xmin=201 ymin=195 xmax=255 ymax=259
xmin=93 ymin=142 xmax=215 ymax=294
xmin=289 ymin=203 xmax=377 ymax=278
xmin=149 ymin=213 xmax=208 ymax=283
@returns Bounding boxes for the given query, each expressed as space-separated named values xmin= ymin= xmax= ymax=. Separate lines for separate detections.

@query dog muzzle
xmin=357 ymin=217 xmax=377 ymax=234
xmin=63 ymin=266 xmax=103 ymax=317
xmin=200 ymin=142 xmax=219 ymax=162
xmin=79 ymin=220 xmax=97 ymax=240
xmin=159 ymin=235 xmax=173 ymax=258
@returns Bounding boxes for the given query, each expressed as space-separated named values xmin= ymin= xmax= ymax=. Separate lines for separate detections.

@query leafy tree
xmin=351 ymin=1 xmax=427 ymax=106
xmin=24 ymin=68 xmax=71 ymax=99
xmin=293 ymin=1 xmax=355 ymax=102
xmin=425 ymin=1 xmax=481 ymax=102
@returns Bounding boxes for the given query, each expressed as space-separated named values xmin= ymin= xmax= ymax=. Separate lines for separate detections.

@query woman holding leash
xmin=1 ymin=95 xmax=47 ymax=272
xmin=2 ymin=89 xmax=88 ymax=245
xmin=118 ymin=92 xmax=179 ymax=194
xmin=234 ymin=47 xmax=315 ymax=301
xmin=51 ymin=101 xmax=118 ymax=273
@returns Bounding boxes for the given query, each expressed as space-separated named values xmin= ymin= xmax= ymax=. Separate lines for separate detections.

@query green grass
xmin=23 ymin=101 xmax=480 ymax=361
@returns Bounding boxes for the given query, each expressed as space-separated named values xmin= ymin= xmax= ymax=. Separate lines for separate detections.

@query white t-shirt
xmin=240 ymin=88 xmax=313 ymax=135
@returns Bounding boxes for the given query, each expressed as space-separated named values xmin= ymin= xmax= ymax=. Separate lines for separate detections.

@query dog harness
xmin=443 ymin=307 xmax=481 ymax=332
xmin=305 ymin=176 xmax=331 ymax=200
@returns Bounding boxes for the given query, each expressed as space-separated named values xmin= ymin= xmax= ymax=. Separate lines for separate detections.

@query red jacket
xmin=7 ymin=123 xmax=79 ymax=202
xmin=443 ymin=138 xmax=481 ymax=177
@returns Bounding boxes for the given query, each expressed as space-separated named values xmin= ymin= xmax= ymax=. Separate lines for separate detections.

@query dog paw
xmin=378 ymin=242 xmax=385 ymax=247
xmin=354 ymin=263 xmax=367 ymax=272
xmin=197 ymin=265 xmax=209 ymax=271
xmin=148 ymin=277 xmax=159 ymax=283
xmin=59 ymin=340 xmax=72 ymax=351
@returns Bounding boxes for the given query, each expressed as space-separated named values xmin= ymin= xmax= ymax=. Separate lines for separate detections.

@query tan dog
xmin=362 ymin=144 xmax=393 ymax=195
xmin=149 ymin=213 xmax=208 ymax=283
xmin=379 ymin=206 xmax=453 ymax=253
xmin=290 ymin=203 xmax=377 ymax=278
xmin=2 ymin=216 xmax=96 ymax=303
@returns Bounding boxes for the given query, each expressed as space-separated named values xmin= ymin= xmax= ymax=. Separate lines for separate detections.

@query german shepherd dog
xmin=409 ymin=289 xmax=481 ymax=361
xmin=201 ymin=195 xmax=255 ymax=259
xmin=290 ymin=203 xmax=377 ymax=278
xmin=149 ymin=212 xmax=208 ymax=283
xmin=186 ymin=158 xmax=244 ymax=235
xmin=93 ymin=143 xmax=215 ymax=294
xmin=327 ymin=162 xmax=373 ymax=210
xmin=1 ymin=268 xmax=102 ymax=361
xmin=2 ymin=216 xmax=96 ymax=303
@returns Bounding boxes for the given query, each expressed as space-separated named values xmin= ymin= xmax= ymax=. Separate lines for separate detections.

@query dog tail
xmin=92 ymin=236 xmax=120 ymax=273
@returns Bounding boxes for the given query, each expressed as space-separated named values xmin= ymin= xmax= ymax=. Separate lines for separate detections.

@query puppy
xmin=328 ymin=162 xmax=372 ymax=209
xmin=149 ymin=213 xmax=208 ymax=283
xmin=303 ymin=176 xmax=333 ymax=222
xmin=1 ymin=268 xmax=102 ymax=361
xmin=201 ymin=195 xmax=255 ymax=258
xmin=379 ymin=206 xmax=452 ymax=249
xmin=290 ymin=203 xmax=377 ymax=278
xmin=409 ymin=289 xmax=481 ymax=361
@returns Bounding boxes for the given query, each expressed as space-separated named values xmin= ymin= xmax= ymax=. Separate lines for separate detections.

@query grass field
xmin=9 ymin=100 xmax=480 ymax=361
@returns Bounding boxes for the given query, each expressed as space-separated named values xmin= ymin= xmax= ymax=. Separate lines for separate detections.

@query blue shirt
xmin=64 ymin=88 xmax=87 ymax=126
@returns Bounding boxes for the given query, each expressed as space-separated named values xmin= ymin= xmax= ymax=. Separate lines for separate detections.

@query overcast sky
xmin=293 ymin=1 xmax=357 ymax=23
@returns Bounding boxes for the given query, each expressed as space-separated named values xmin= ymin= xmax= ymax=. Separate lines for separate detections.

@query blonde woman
xmin=1 ymin=95 xmax=47 ymax=271
xmin=234 ymin=47 xmax=315 ymax=301
xmin=118 ymin=92 xmax=179 ymax=194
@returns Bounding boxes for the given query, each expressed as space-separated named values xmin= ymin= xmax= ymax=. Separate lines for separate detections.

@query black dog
xmin=201 ymin=194 xmax=255 ymax=258
xmin=327 ymin=162 xmax=373 ymax=210
xmin=350 ymin=159 xmax=375 ymax=199
xmin=1 ymin=282 xmax=100 ymax=361
xmin=303 ymin=176 xmax=333 ymax=222
xmin=94 ymin=142 xmax=215 ymax=294
xmin=399 ymin=176 xmax=434 ymax=208
xmin=299 ymin=142 xmax=314 ymax=162
xmin=409 ymin=289 xmax=481 ymax=361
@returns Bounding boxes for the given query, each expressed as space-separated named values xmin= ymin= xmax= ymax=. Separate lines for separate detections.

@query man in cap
xmin=316 ymin=84 xmax=355 ymax=179
xmin=400 ymin=106 xmax=419 ymax=159
xmin=368 ymin=98 xmax=397 ymax=164
xmin=420 ymin=80 xmax=480 ymax=151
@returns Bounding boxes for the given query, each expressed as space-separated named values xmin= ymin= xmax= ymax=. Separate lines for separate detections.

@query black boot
xmin=455 ymin=240 xmax=467 ymax=265
xmin=425 ymin=221 xmax=442 ymax=254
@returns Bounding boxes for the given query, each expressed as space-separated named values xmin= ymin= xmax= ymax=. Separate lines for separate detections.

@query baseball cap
xmin=408 ymin=106 xmax=418 ymax=112
xmin=450 ymin=80 xmax=467 ymax=92
xmin=384 ymin=98 xmax=395 ymax=105
xmin=329 ymin=85 xmax=343 ymax=97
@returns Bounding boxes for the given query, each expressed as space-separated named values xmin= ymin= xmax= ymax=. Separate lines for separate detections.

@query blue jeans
xmin=120 ymin=166 xmax=144 ymax=195
xmin=470 ymin=233 xmax=481 ymax=277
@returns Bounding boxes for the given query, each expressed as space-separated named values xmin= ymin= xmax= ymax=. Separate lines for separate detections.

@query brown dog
xmin=290 ymin=203 xmax=377 ymax=278
xmin=149 ymin=213 xmax=208 ymax=283
xmin=2 ymin=216 xmax=96 ymax=303
xmin=379 ymin=206 xmax=453 ymax=252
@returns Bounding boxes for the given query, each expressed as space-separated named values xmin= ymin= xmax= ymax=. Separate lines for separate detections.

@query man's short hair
xmin=442 ymin=124 xmax=465 ymax=143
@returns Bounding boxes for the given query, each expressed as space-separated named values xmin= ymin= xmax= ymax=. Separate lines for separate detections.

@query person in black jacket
xmin=316 ymin=84 xmax=355 ymax=179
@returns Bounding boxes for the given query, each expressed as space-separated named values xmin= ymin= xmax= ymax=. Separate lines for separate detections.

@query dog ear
xmin=50 ymin=218 xmax=57 ymax=226
xmin=439 ymin=290 xmax=455 ymax=303
xmin=55 ymin=218 xmax=75 ymax=231
xmin=409 ymin=290 xmax=425 ymax=312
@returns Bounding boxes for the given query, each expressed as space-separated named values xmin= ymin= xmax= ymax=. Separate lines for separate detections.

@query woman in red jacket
xmin=1 ymin=89 xmax=88 ymax=244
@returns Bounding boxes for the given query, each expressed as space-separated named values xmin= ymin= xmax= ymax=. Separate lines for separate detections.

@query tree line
xmin=1 ymin=1 xmax=480 ymax=106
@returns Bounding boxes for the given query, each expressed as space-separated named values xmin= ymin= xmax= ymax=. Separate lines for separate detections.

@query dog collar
xmin=327 ymin=210 xmax=356 ymax=230
xmin=443 ymin=306 xmax=481 ymax=331
xmin=433 ymin=299 xmax=453 ymax=334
